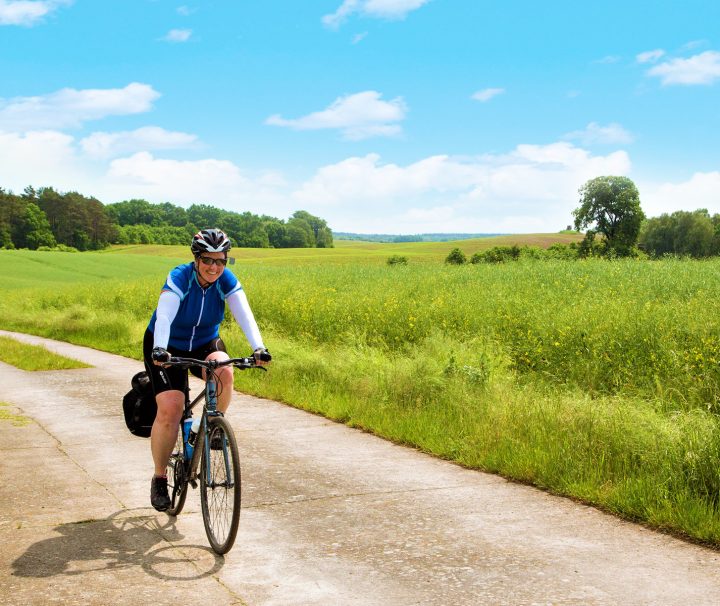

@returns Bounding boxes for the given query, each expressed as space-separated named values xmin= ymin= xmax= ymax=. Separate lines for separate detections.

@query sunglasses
xmin=198 ymin=256 xmax=228 ymax=267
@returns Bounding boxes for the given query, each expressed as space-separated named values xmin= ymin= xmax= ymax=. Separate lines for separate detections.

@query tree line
xmin=0 ymin=186 xmax=333 ymax=251
xmin=445 ymin=176 xmax=720 ymax=264
xmin=560 ymin=176 xmax=720 ymax=259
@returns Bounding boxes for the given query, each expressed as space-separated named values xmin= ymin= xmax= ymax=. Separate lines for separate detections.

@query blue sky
xmin=1 ymin=0 xmax=719 ymax=234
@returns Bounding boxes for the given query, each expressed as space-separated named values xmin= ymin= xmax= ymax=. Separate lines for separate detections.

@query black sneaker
xmin=150 ymin=475 xmax=171 ymax=511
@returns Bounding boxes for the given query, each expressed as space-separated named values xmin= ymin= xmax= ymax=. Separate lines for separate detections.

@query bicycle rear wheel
xmin=200 ymin=415 xmax=241 ymax=554
xmin=166 ymin=425 xmax=189 ymax=516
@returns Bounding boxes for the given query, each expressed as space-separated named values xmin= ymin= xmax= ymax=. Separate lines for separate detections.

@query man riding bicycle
xmin=144 ymin=228 xmax=270 ymax=511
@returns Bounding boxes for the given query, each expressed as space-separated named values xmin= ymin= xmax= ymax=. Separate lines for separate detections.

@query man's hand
xmin=253 ymin=348 xmax=271 ymax=367
xmin=151 ymin=347 xmax=170 ymax=366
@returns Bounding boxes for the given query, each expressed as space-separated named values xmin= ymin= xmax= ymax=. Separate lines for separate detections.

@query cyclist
xmin=145 ymin=228 xmax=270 ymax=511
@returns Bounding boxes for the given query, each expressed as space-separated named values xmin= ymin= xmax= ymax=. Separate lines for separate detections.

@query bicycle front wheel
xmin=166 ymin=426 xmax=189 ymax=516
xmin=200 ymin=415 xmax=241 ymax=554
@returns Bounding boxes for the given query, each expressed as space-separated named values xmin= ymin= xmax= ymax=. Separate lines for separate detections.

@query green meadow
xmin=2 ymin=236 xmax=720 ymax=545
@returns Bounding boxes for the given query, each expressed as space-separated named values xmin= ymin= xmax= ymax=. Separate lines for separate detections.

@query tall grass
xmin=2 ymin=251 xmax=720 ymax=543
xmin=239 ymin=259 xmax=720 ymax=412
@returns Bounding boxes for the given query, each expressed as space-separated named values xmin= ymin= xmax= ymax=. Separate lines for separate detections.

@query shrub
xmin=445 ymin=247 xmax=467 ymax=265
xmin=387 ymin=255 xmax=409 ymax=266
xmin=545 ymin=243 xmax=579 ymax=260
xmin=471 ymin=245 xmax=522 ymax=264
xmin=37 ymin=245 xmax=79 ymax=253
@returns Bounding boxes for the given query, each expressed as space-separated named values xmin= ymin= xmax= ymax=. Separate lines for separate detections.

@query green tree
xmin=106 ymin=199 xmax=161 ymax=226
xmin=286 ymin=216 xmax=315 ymax=247
xmin=292 ymin=210 xmax=334 ymax=248
xmin=0 ymin=188 xmax=24 ymax=248
xmin=573 ymin=176 xmax=645 ymax=256
xmin=284 ymin=224 xmax=312 ymax=247
xmin=156 ymin=202 xmax=188 ymax=227
xmin=0 ymin=224 xmax=12 ymax=249
xmin=674 ymin=209 xmax=714 ymax=258
xmin=264 ymin=219 xmax=287 ymax=248
xmin=187 ymin=204 xmax=225 ymax=231
xmin=16 ymin=202 xmax=56 ymax=249
xmin=639 ymin=209 xmax=715 ymax=258
xmin=638 ymin=213 xmax=675 ymax=257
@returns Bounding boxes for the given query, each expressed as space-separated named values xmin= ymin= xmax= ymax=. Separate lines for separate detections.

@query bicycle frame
xmin=182 ymin=376 xmax=225 ymax=486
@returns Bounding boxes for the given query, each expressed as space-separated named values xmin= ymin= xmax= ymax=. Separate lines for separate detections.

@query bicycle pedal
xmin=189 ymin=479 xmax=198 ymax=489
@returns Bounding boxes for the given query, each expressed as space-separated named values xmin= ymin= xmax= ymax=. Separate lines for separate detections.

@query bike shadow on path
xmin=11 ymin=508 xmax=224 ymax=581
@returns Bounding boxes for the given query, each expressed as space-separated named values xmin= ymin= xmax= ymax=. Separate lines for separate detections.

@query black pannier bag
xmin=122 ymin=371 xmax=157 ymax=438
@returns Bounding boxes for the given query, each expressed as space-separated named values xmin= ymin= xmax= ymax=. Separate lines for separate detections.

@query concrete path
xmin=0 ymin=330 xmax=719 ymax=606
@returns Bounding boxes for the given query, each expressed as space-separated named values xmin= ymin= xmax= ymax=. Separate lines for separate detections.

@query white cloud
xmin=0 ymin=130 xmax=86 ymax=189
xmin=265 ymin=90 xmax=406 ymax=140
xmin=101 ymin=153 xmax=291 ymax=211
xmin=162 ymin=28 xmax=192 ymax=42
xmin=642 ymin=171 xmax=720 ymax=217
xmin=0 ymin=0 xmax=70 ymax=26
xmin=80 ymin=126 xmax=198 ymax=158
xmin=471 ymin=88 xmax=505 ymax=102
xmin=177 ymin=5 xmax=192 ymax=16
xmin=0 ymin=129 xmax=293 ymax=216
xmin=563 ymin=122 xmax=634 ymax=146
xmin=107 ymin=152 xmax=247 ymax=198
xmin=352 ymin=31 xmax=368 ymax=44
xmin=636 ymin=49 xmax=665 ymax=64
xmin=594 ymin=55 xmax=621 ymax=64
xmin=647 ymin=51 xmax=720 ymax=85
xmin=291 ymin=142 xmax=631 ymax=232
xmin=0 ymin=82 xmax=160 ymax=131
xmin=323 ymin=0 xmax=430 ymax=28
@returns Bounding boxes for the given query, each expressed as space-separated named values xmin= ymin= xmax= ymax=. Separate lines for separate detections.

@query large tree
xmin=573 ymin=176 xmax=645 ymax=256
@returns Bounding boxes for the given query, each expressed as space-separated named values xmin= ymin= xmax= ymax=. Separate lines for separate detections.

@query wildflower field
xmin=2 ymin=243 xmax=720 ymax=544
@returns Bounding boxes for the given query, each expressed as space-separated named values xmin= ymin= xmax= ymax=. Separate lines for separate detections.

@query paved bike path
xmin=0 ymin=330 xmax=719 ymax=606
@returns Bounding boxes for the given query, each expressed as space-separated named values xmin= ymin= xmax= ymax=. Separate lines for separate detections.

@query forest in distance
xmin=0 ymin=185 xmax=333 ymax=251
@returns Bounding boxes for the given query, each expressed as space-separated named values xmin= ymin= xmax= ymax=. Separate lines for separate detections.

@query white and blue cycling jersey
xmin=147 ymin=262 xmax=262 ymax=351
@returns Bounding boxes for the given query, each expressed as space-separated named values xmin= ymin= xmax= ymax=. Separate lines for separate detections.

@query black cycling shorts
xmin=143 ymin=329 xmax=227 ymax=396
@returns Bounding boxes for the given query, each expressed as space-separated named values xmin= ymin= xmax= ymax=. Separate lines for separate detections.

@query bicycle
xmin=161 ymin=355 xmax=265 ymax=555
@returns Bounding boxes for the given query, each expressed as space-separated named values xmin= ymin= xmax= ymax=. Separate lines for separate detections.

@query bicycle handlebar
xmin=163 ymin=356 xmax=266 ymax=371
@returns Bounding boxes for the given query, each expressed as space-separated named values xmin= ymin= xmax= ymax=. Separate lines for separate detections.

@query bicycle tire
xmin=199 ymin=415 xmax=241 ymax=554
xmin=166 ymin=426 xmax=189 ymax=516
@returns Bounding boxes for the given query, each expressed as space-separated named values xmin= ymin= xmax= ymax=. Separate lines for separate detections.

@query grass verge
xmin=0 ymin=336 xmax=91 ymax=371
